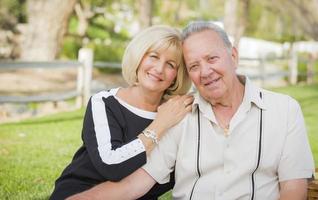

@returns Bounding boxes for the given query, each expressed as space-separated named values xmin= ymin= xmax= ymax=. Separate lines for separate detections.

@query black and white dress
xmin=50 ymin=88 xmax=174 ymax=200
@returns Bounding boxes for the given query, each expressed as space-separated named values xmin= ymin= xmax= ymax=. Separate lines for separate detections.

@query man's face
xmin=182 ymin=30 xmax=238 ymax=102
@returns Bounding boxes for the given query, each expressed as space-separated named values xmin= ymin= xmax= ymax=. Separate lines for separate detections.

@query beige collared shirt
xmin=143 ymin=77 xmax=314 ymax=200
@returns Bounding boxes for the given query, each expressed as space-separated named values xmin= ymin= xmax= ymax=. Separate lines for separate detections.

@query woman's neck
xmin=117 ymin=86 xmax=163 ymax=112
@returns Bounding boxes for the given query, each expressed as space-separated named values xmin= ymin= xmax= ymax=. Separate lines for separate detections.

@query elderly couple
xmin=50 ymin=21 xmax=314 ymax=200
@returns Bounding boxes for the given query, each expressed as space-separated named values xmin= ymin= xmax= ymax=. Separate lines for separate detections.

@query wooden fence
xmin=0 ymin=48 xmax=94 ymax=108
xmin=0 ymin=48 xmax=316 ymax=107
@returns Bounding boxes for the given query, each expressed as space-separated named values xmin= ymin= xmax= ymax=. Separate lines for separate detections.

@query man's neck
xmin=211 ymin=77 xmax=245 ymax=110
xmin=210 ymin=77 xmax=245 ymax=131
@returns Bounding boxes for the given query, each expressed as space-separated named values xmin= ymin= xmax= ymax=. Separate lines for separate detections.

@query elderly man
xmin=69 ymin=21 xmax=314 ymax=200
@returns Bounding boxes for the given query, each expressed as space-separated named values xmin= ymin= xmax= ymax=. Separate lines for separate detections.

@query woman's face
xmin=136 ymin=47 xmax=179 ymax=94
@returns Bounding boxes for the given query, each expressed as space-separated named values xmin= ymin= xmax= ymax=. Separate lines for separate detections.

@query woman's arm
xmin=83 ymin=92 xmax=193 ymax=181
xmin=66 ymin=168 xmax=156 ymax=200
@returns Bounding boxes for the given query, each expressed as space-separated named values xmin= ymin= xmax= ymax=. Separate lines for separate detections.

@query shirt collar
xmin=242 ymin=76 xmax=267 ymax=110
xmin=191 ymin=75 xmax=267 ymax=117
xmin=192 ymin=92 xmax=215 ymax=121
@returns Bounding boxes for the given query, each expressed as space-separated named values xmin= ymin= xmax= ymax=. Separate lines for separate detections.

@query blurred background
xmin=1 ymin=0 xmax=318 ymax=60
xmin=1 ymin=0 xmax=318 ymax=120
xmin=0 ymin=0 xmax=318 ymax=199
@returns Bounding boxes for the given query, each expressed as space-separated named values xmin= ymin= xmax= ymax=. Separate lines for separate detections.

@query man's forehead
xmin=183 ymin=30 xmax=226 ymax=48
xmin=183 ymin=35 xmax=221 ymax=58
xmin=183 ymin=31 xmax=227 ymax=50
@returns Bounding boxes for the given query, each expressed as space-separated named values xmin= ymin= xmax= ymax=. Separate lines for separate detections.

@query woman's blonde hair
xmin=122 ymin=25 xmax=191 ymax=98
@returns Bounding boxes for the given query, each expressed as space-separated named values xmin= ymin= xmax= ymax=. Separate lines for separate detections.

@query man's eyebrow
xmin=187 ymin=60 xmax=199 ymax=66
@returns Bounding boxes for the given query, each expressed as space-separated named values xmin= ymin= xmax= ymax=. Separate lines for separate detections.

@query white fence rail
xmin=0 ymin=48 xmax=316 ymax=107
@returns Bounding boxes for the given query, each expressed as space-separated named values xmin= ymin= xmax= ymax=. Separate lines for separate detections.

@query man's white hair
xmin=182 ymin=21 xmax=233 ymax=50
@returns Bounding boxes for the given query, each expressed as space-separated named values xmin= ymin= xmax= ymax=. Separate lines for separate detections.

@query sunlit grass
xmin=0 ymin=110 xmax=85 ymax=199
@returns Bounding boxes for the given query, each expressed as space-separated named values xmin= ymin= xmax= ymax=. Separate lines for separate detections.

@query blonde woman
xmin=50 ymin=25 xmax=193 ymax=200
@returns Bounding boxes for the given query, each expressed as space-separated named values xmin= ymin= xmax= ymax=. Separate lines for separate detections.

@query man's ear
xmin=231 ymin=47 xmax=239 ymax=68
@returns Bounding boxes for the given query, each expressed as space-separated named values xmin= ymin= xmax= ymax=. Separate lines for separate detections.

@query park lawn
xmin=0 ymin=84 xmax=317 ymax=200
xmin=0 ymin=110 xmax=85 ymax=199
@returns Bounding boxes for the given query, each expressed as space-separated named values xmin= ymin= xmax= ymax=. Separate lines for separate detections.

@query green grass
xmin=0 ymin=110 xmax=85 ymax=199
xmin=0 ymin=84 xmax=317 ymax=199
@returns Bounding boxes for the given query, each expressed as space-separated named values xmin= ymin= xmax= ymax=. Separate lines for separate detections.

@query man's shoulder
xmin=261 ymin=88 xmax=294 ymax=102
xmin=261 ymin=88 xmax=300 ymax=110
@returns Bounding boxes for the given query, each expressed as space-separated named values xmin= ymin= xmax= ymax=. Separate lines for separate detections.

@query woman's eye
xmin=149 ymin=54 xmax=158 ymax=59
xmin=168 ymin=63 xmax=175 ymax=68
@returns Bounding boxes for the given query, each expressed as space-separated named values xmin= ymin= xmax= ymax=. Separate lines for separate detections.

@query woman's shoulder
xmin=91 ymin=88 xmax=120 ymax=99
xmin=89 ymin=88 xmax=121 ymax=110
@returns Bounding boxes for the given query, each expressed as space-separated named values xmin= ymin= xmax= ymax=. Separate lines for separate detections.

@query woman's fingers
xmin=158 ymin=95 xmax=194 ymax=117
xmin=177 ymin=95 xmax=194 ymax=109
xmin=154 ymin=95 xmax=195 ymax=134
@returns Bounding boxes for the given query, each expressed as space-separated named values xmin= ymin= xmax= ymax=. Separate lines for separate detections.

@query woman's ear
xmin=134 ymin=69 xmax=139 ymax=85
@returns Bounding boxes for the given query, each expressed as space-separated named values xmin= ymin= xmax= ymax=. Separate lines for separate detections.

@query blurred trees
xmin=20 ymin=0 xmax=77 ymax=61
xmin=0 ymin=0 xmax=26 ymax=30
xmin=1 ymin=0 xmax=318 ymax=61
xmin=62 ymin=0 xmax=134 ymax=61
xmin=245 ymin=0 xmax=318 ymax=42
xmin=0 ymin=0 xmax=26 ymax=58
xmin=266 ymin=0 xmax=318 ymax=41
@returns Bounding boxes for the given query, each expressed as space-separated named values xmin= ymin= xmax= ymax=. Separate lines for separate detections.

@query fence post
xmin=76 ymin=62 xmax=84 ymax=108
xmin=288 ymin=50 xmax=298 ymax=85
xmin=77 ymin=48 xmax=93 ymax=107
xmin=307 ymin=53 xmax=315 ymax=85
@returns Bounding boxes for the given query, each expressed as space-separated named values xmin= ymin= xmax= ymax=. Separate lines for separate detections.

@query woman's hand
xmin=150 ymin=95 xmax=194 ymax=138
xmin=138 ymin=94 xmax=194 ymax=154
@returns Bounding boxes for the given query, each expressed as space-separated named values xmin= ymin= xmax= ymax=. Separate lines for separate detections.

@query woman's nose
xmin=154 ymin=60 xmax=165 ymax=73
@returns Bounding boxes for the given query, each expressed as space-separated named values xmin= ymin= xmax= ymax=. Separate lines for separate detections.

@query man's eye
xmin=189 ymin=65 xmax=198 ymax=71
xmin=208 ymin=56 xmax=217 ymax=62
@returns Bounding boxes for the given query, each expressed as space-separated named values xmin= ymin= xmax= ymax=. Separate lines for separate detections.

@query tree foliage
xmin=1 ymin=0 xmax=318 ymax=61
xmin=0 ymin=0 xmax=26 ymax=30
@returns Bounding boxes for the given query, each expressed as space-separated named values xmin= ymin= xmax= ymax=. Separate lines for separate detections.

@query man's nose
xmin=201 ymin=63 xmax=213 ymax=77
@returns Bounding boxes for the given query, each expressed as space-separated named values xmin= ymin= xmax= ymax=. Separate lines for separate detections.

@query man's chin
xmin=201 ymin=91 xmax=223 ymax=102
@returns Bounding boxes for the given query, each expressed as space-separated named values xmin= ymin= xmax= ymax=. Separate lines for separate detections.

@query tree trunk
xmin=20 ymin=0 xmax=77 ymax=61
xmin=224 ymin=0 xmax=250 ymax=48
xmin=224 ymin=0 xmax=238 ymax=44
xmin=138 ymin=0 xmax=153 ymax=29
